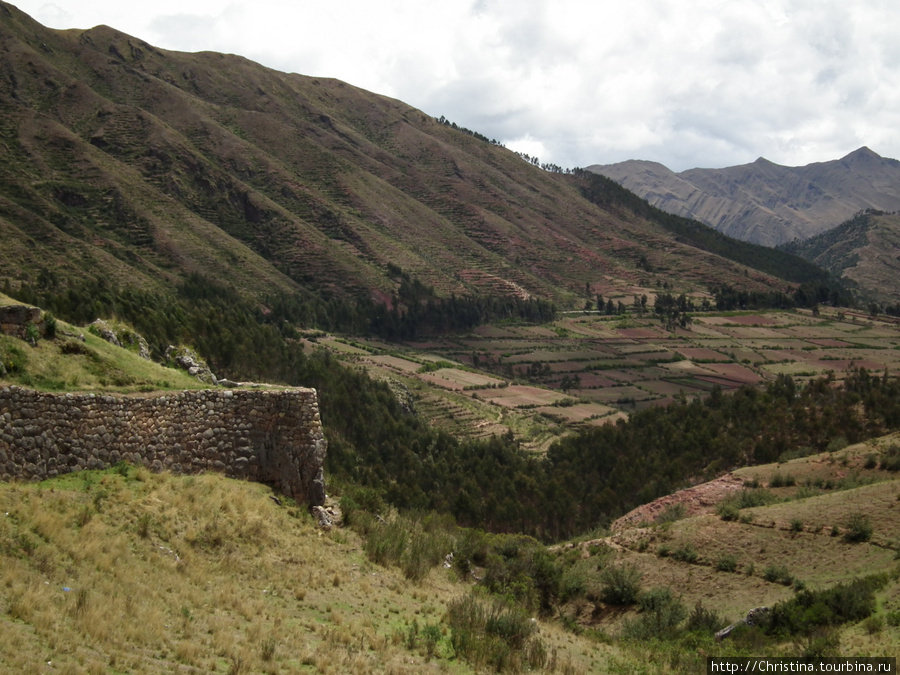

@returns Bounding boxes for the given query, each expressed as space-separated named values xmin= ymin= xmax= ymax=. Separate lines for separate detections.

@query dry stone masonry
xmin=0 ymin=386 xmax=327 ymax=506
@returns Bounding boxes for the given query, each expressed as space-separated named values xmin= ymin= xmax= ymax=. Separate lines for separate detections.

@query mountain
xmin=588 ymin=148 xmax=900 ymax=247
xmin=0 ymin=1 xmax=825 ymax=316
xmin=783 ymin=210 xmax=900 ymax=306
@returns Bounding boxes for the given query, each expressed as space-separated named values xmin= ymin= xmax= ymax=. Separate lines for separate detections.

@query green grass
xmin=0 ymin=295 xmax=208 ymax=393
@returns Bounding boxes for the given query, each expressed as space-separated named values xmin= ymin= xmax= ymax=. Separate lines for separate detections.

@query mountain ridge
xmin=0 ymin=1 xmax=821 ymax=315
xmin=589 ymin=147 xmax=900 ymax=247
xmin=783 ymin=209 xmax=900 ymax=306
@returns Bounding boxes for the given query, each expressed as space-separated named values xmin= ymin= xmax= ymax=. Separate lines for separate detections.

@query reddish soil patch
xmin=642 ymin=380 xmax=706 ymax=396
xmin=484 ymin=385 xmax=563 ymax=407
xmin=675 ymin=348 xmax=730 ymax=361
xmin=697 ymin=376 xmax=748 ymax=389
xmin=574 ymin=373 xmax=618 ymax=388
xmin=617 ymin=328 xmax=662 ymax=338
xmin=805 ymin=339 xmax=854 ymax=348
xmin=704 ymin=363 xmax=762 ymax=384
xmin=611 ymin=473 xmax=745 ymax=531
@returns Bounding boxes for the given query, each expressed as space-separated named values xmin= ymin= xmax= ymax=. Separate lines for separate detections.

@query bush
xmin=622 ymin=587 xmax=686 ymax=640
xmin=655 ymin=503 xmax=686 ymax=524
xmin=843 ymin=513 xmax=873 ymax=543
xmin=763 ymin=565 xmax=794 ymax=586
xmin=24 ymin=322 xmax=40 ymax=345
xmin=790 ymin=519 xmax=804 ymax=533
xmin=453 ymin=528 xmax=490 ymax=579
xmin=482 ymin=537 xmax=562 ymax=613
xmin=340 ymin=485 xmax=387 ymax=527
xmin=363 ymin=514 xmax=453 ymax=582
xmin=826 ymin=436 xmax=849 ymax=453
xmin=764 ymin=576 xmax=884 ymax=636
xmin=769 ymin=472 xmax=796 ymax=488
xmin=717 ymin=502 xmax=740 ymax=521
xmin=717 ymin=488 xmax=779 ymax=519
xmin=447 ymin=595 xmax=546 ymax=673
xmin=671 ymin=543 xmax=698 ymax=564
xmin=715 ymin=554 xmax=738 ymax=572
xmin=685 ymin=601 xmax=727 ymax=633
xmin=43 ymin=313 xmax=57 ymax=339
xmin=878 ymin=445 xmax=900 ymax=472
xmin=599 ymin=562 xmax=643 ymax=605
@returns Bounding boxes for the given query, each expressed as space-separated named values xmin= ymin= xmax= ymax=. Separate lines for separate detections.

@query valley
xmin=306 ymin=306 xmax=900 ymax=449
xmin=2 ymin=3 xmax=900 ymax=671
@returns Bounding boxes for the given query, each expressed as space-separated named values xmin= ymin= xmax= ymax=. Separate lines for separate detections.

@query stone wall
xmin=0 ymin=386 xmax=327 ymax=506
xmin=0 ymin=304 xmax=42 ymax=340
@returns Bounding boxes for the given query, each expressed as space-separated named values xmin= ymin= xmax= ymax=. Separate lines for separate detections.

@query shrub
xmin=718 ymin=488 xmax=779 ymax=518
xmin=790 ymin=519 xmax=804 ymax=533
xmin=843 ymin=513 xmax=873 ymax=543
xmin=879 ymin=445 xmax=900 ymax=472
xmin=1 ymin=343 xmax=26 ymax=374
xmin=764 ymin=576 xmax=884 ymax=636
xmin=671 ymin=543 xmax=698 ymax=564
xmin=340 ymin=485 xmax=386 ymax=527
xmin=447 ymin=595 xmax=546 ymax=673
xmin=622 ymin=587 xmax=686 ymax=640
xmin=826 ymin=436 xmax=849 ymax=453
xmin=43 ymin=313 xmax=57 ymax=339
xmin=717 ymin=502 xmax=739 ymax=522
xmin=559 ymin=568 xmax=587 ymax=603
xmin=863 ymin=615 xmax=884 ymax=635
xmin=655 ymin=503 xmax=686 ymax=524
xmin=482 ymin=537 xmax=562 ymax=613
xmin=453 ymin=528 xmax=490 ymax=578
xmin=685 ymin=601 xmax=727 ymax=633
xmin=769 ymin=472 xmax=796 ymax=488
xmin=715 ymin=554 xmax=737 ymax=572
xmin=763 ymin=565 xmax=794 ymax=586
xmin=599 ymin=563 xmax=643 ymax=605
xmin=25 ymin=322 xmax=40 ymax=345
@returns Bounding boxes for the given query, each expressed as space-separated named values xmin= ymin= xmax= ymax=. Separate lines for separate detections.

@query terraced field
xmin=310 ymin=307 xmax=900 ymax=449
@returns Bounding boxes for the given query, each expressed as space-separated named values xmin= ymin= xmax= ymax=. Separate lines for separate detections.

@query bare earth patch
xmin=611 ymin=473 xmax=746 ymax=531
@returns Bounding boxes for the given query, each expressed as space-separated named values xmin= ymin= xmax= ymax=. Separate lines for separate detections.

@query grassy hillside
xmin=783 ymin=210 xmax=900 ymax=306
xmin=0 ymin=1 xmax=822 ymax=314
xmin=2 ymin=443 xmax=898 ymax=673
xmin=0 ymin=293 xmax=204 ymax=392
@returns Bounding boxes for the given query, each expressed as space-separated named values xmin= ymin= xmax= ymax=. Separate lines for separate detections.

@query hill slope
xmin=0 ymin=1 xmax=816 ymax=312
xmin=783 ymin=210 xmax=900 ymax=306
xmin=589 ymin=148 xmax=900 ymax=247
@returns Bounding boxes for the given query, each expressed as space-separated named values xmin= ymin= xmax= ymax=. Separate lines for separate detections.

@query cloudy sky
xmin=14 ymin=0 xmax=900 ymax=171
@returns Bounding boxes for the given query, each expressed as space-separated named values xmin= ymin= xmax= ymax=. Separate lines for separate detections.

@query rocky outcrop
xmin=0 ymin=386 xmax=327 ymax=507
xmin=165 ymin=345 xmax=217 ymax=384
xmin=715 ymin=607 xmax=771 ymax=641
xmin=88 ymin=319 xmax=151 ymax=360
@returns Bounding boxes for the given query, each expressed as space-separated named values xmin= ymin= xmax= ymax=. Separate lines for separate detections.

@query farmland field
xmin=313 ymin=307 xmax=900 ymax=450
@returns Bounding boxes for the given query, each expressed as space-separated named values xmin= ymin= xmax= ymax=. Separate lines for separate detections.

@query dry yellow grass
xmin=0 ymin=467 xmax=609 ymax=674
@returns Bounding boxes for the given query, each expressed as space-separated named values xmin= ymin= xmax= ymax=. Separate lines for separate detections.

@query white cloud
xmin=13 ymin=0 xmax=900 ymax=171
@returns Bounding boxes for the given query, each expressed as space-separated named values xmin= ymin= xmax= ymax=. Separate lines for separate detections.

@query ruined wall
xmin=0 ymin=386 xmax=327 ymax=506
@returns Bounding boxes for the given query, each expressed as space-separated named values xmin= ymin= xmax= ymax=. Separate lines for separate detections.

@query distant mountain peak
xmin=589 ymin=147 xmax=900 ymax=247
xmin=842 ymin=146 xmax=881 ymax=163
